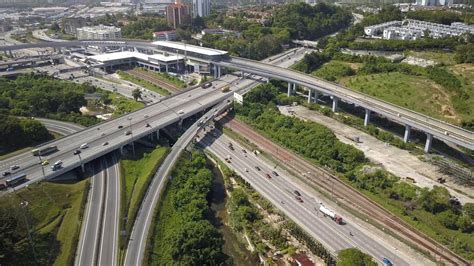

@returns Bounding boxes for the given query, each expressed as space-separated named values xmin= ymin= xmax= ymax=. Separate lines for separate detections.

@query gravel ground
xmin=279 ymin=105 xmax=473 ymax=204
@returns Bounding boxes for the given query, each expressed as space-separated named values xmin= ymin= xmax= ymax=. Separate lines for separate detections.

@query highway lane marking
xmin=98 ymin=158 xmax=110 ymax=266
xmin=206 ymin=136 xmax=406 ymax=265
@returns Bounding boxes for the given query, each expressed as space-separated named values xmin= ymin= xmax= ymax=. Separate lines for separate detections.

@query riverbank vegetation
xmin=235 ymin=84 xmax=474 ymax=260
xmin=0 ymin=180 xmax=88 ymax=265
xmin=148 ymin=151 xmax=228 ymax=265
xmin=210 ymin=153 xmax=335 ymax=264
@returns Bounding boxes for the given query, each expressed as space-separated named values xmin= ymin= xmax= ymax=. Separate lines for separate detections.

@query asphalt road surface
xmin=201 ymin=132 xmax=410 ymax=266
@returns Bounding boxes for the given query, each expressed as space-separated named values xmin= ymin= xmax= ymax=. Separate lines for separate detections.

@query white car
xmin=80 ymin=143 xmax=88 ymax=149
xmin=178 ymin=110 xmax=184 ymax=114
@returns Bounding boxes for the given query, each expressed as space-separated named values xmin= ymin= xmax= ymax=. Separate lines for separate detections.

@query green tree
xmin=463 ymin=203 xmax=474 ymax=219
xmin=456 ymin=215 xmax=473 ymax=233
xmin=132 ymin=89 xmax=142 ymax=101
xmin=337 ymin=248 xmax=377 ymax=266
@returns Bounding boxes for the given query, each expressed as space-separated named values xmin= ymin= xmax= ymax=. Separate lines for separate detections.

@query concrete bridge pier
xmin=217 ymin=65 xmax=221 ymax=78
xmin=424 ymin=133 xmax=433 ymax=153
xmin=403 ymin=125 xmax=411 ymax=143
xmin=120 ymin=145 xmax=125 ymax=155
xmin=81 ymin=163 xmax=85 ymax=172
xmin=178 ymin=119 xmax=183 ymax=129
xmin=331 ymin=96 xmax=338 ymax=112
xmin=156 ymin=130 xmax=160 ymax=140
xmin=364 ymin=109 xmax=371 ymax=127
xmin=307 ymin=88 xmax=312 ymax=103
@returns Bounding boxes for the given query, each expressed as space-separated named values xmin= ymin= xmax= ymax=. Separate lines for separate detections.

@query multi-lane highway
xmin=98 ymin=154 xmax=120 ymax=266
xmin=201 ymin=133 xmax=414 ymax=266
xmin=76 ymin=160 xmax=105 ymax=266
xmin=0 ymin=76 xmax=240 ymax=190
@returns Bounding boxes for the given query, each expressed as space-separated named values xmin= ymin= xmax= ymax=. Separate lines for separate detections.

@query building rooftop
xmin=152 ymin=41 xmax=228 ymax=56
xmin=88 ymin=51 xmax=184 ymax=63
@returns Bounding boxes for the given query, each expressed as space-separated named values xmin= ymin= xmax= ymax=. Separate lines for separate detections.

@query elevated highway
xmin=216 ymin=57 xmax=474 ymax=152
xmin=0 ymin=40 xmax=470 ymax=152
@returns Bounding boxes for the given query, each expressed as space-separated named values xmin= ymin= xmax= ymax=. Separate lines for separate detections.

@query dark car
xmin=272 ymin=171 xmax=279 ymax=176
xmin=295 ymin=196 xmax=303 ymax=203
xmin=103 ymin=142 xmax=109 ymax=146
xmin=255 ymin=166 xmax=261 ymax=171
xmin=118 ymin=125 xmax=124 ymax=129
xmin=265 ymin=173 xmax=272 ymax=179
xmin=3 ymin=171 xmax=11 ymax=177
xmin=145 ymin=123 xmax=151 ymax=127
xmin=382 ymin=258 xmax=393 ymax=266
xmin=73 ymin=150 xmax=81 ymax=155
xmin=294 ymin=190 xmax=301 ymax=196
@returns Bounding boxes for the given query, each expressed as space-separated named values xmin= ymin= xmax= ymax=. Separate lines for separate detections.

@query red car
xmin=295 ymin=196 xmax=303 ymax=203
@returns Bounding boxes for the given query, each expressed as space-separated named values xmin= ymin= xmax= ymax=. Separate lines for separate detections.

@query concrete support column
xmin=424 ymin=133 xmax=433 ymax=153
xmin=307 ymin=89 xmax=312 ymax=103
xmin=313 ymin=91 xmax=319 ymax=103
xmin=165 ymin=64 xmax=169 ymax=73
xmin=149 ymin=132 xmax=154 ymax=141
xmin=217 ymin=65 xmax=221 ymax=78
xmin=178 ymin=119 xmax=183 ymax=129
xmin=120 ymin=145 xmax=124 ymax=154
xmin=293 ymin=83 xmax=296 ymax=91
xmin=213 ymin=64 xmax=217 ymax=78
xmin=287 ymin=82 xmax=292 ymax=96
xmin=403 ymin=125 xmax=411 ymax=143
xmin=332 ymin=96 xmax=338 ymax=112
xmin=156 ymin=130 xmax=160 ymax=140
xmin=364 ymin=109 xmax=371 ymax=127
xmin=81 ymin=163 xmax=85 ymax=172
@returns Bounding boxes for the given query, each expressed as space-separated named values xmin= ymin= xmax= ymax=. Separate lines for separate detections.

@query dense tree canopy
xmin=0 ymin=115 xmax=51 ymax=152
xmin=0 ymin=74 xmax=99 ymax=126
xmin=236 ymin=84 xmax=366 ymax=173
xmin=150 ymin=152 xmax=228 ymax=265
xmin=122 ymin=16 xmax=170 ymax=40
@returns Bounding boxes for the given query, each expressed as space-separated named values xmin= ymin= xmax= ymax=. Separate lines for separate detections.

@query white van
xmin=80 ymin=143 xmax=88 ymax=149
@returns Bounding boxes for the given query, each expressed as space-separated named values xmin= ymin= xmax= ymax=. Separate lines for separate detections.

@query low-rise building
xmin=153 ymin=30 xmax=177 ymax=41
xmin=364 ymin=21 xmax=402 ymax=36
xmin=76 ymin=25 xmax=122 ymax=40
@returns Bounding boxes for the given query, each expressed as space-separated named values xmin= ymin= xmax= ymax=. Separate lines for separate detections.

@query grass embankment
xmin=120 ymin=145 xmax=169 ymax=246
xmin=108 ymin=92 xmax=144 ymax=116
xmin=136 ymin=68 xmax=187 ymax=88
xmin=117 ymin=70 xmax=171 ymax=96
xmin=0 ymin=180 xmax=89 ymax=265
xmin=305 ymin=53 xmax=473 ymax=127
xmin=148 ymin=151 xmax=228 ymax=265
xmin=341 ymin=72 xmax=457 ymax=123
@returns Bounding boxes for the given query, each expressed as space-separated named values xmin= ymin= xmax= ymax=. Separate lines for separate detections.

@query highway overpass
xmin=0 ymin=40 xmax=471 ymax=152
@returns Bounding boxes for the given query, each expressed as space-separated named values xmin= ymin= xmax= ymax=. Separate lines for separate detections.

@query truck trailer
xmin=319 ymin=204 xmax=343 ymax=224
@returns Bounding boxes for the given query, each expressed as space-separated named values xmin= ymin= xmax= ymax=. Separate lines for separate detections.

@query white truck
xmin=319 ymin=204 xmax=343 ymax=224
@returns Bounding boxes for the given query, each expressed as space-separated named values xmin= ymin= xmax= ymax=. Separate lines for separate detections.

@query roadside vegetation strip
xmin=117 ymin=70 xmax=171 ymax=96
xmin=120 ymin=145 xmax=169 ymax=241
xmin=0 ymin=180 xmax=89 ymax=265
xmin=148 ymin=151 xmax=228 ymax=265
xmin=231 ymin=84 xmax=473 ymax=262
xmin=127 ymin=69 xmax=179 ymax=94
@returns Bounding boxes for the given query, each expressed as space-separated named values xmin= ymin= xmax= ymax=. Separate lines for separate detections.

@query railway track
xmin=223 ymin=118 xmax=470 ymax=265
xmin=126 ymin=69 xmax=180 ymax=94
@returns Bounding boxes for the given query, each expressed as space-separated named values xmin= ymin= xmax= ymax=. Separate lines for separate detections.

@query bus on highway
xmin=31 ymin=145 xmax=58 ymax=156
xmin=5 ymin=173 xmax=27 ymax=187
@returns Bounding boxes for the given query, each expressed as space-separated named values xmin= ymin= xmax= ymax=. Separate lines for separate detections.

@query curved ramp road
xmin=124 ymin=101 xmax=230 ymax=266
xmin=36 ymin=118 xmax=85 ymax=135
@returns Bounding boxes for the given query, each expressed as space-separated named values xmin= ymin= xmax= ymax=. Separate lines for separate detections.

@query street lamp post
xmin=128 ymin=117 xmax=135 ymax=155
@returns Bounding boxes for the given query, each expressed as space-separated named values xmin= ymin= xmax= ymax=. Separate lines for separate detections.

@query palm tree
xmin=132 ymin=89 xmax=142 ymax=101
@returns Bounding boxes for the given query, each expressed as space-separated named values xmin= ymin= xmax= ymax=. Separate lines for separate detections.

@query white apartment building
xmin=367 ymin=19 xmax=474 ymax=40
xmin=76 ymin=25 xmax=122 ymax=40
xmin=364 ymin=21 xmax=402 ymax=36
